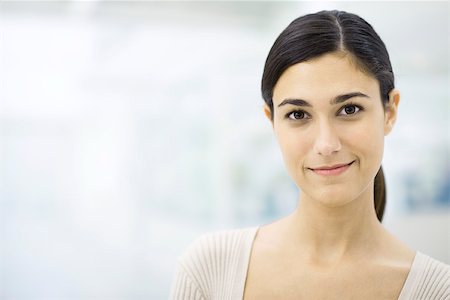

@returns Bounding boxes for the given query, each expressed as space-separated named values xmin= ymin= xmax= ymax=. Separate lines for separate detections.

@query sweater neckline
xmin=240 ymin=226 xmax=420 ymax=300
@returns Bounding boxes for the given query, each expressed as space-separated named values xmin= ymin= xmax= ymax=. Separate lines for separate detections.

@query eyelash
xmin=285 ymin=104 xmax=364 ymax=120
xmin=338 ymin=103 xmax=364 ymax=116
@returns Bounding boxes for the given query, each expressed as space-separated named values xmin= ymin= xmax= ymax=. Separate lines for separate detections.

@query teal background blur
xmin=0 ymin=1 xmax=449 ymax=299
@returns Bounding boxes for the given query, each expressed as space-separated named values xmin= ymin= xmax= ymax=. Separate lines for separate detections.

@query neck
xmin=287 ymin=187 xmax=383 ymax=265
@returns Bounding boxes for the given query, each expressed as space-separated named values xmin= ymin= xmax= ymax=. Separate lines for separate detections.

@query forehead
xmin=272 ymin=52 xmax=380 ymax=105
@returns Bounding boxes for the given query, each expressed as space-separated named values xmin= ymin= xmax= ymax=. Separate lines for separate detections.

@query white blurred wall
xmin=0 ymin=2 xmax=448 ymax=299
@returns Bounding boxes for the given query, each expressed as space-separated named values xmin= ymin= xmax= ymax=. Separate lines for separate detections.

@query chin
xmin=300 ymin=185 xmax=365 ymax=208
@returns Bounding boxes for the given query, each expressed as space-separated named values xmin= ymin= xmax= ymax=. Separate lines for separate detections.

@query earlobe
xmin=384 ymin=89 xmax=400 ymax=135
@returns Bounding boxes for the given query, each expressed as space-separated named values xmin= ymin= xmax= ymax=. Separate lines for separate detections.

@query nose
xmin=313 ymin=119 xmax=341 ymax=156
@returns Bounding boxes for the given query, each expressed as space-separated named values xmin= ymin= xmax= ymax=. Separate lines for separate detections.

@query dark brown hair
xmin=261 ymin=10 xmax=393 ymax=222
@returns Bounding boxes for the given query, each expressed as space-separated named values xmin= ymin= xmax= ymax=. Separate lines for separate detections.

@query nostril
xmin=314 ymin=134 xmax=341 ymax=155
xmin=313 ymin=122 xmax=342 ymax=155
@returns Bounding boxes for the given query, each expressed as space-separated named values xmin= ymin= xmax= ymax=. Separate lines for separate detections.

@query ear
xmin=263 ymin=104 xmax=274 ymax=127
xmin=384 ymin=89 xmax=400 ymax=136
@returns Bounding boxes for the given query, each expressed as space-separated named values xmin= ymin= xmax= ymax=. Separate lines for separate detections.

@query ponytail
xmin=374 ymin=166 xmax=386 ymax=222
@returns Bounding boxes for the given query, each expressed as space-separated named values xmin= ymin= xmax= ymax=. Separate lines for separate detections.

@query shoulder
xmin=414 ymin=252 xmax=450 ymax=282
xmin=178 ymin=226 xmax=258 ymax=272
xmin=399 ymin=252 xmax=450 ymax=300
xmin=173 ymin=226 xmax=258 ymax=297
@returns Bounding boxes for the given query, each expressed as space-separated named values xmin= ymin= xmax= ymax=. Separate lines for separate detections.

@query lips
xmin=309 ymin=161 xmax=354 ymax=176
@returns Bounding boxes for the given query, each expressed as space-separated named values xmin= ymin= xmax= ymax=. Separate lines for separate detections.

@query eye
xmin=287 ymin=110 xmax=309 ymax=120
xmin=339 ymin=104 xmax=362 ymax=116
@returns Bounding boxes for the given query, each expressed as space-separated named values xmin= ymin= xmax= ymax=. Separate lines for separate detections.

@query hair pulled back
xmin=261 ymin=10 xmax=393 ymax=222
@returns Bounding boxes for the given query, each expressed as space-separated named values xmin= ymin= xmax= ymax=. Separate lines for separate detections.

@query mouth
xmin=309 ymin=161 xmax=355 ymax=176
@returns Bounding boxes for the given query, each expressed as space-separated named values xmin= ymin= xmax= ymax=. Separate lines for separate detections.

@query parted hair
xmin=261 ymin=10 xmax=394 ymax=222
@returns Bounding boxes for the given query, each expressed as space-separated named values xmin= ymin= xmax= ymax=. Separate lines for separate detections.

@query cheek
xmin=344 ymin=118 xmax=385 ymax=164
xmin=275 ymin=126 xmax=310 ymax=168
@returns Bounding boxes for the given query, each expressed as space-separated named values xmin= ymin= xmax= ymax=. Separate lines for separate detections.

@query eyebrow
xmin=277 ymin=92 xmax=370 ymax=107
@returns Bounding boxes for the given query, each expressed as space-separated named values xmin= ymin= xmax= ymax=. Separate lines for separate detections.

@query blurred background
xmin=0 ymin=1 xmax=448 ymax=299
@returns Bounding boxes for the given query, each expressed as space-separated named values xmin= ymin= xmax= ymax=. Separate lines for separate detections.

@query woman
xmin=170 ymin=10 xmax=450 ymax=300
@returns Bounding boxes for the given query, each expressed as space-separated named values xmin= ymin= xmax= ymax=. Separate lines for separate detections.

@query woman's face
xmin=268 ymin=52 xmax=399 ymax=207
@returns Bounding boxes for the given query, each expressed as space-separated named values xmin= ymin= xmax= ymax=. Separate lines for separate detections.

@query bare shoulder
xmin=375 ymin=226 xmax=416 ymax=268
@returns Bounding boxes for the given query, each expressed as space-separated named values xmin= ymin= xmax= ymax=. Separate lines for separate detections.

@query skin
xmin=243 ymin=51 xmax=415 ymax=299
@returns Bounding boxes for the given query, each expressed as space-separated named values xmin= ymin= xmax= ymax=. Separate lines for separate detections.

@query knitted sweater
xmin=170 ymin=227 xmax=450 ymax=299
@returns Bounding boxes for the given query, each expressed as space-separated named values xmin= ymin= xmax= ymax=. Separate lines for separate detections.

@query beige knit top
xmin=170 ymin=227 xmax=450 ymax=300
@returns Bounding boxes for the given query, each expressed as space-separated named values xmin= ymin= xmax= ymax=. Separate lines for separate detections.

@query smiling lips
xmin=309 ymin=161 xmax=354 ymax=176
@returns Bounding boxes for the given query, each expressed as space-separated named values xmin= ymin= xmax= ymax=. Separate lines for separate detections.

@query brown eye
xmin=289 ymin=111 xmax=307 ymax=120
xmin=339 ymin=105 xmax=361 ymax=116
xmin=345 ymin=106 xmax=356 ymax=114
